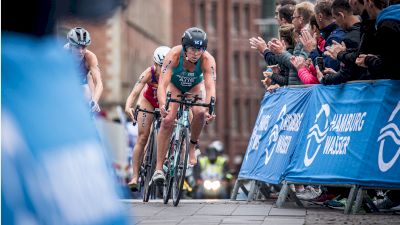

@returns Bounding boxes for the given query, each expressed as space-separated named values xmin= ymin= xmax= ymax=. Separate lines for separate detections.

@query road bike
xmin=132 ymin=106 xmax=161 ymax=202
xmin=162 ymin=91 xmax=215 ymax=206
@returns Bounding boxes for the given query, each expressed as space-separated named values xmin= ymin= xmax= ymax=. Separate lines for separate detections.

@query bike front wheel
xmin=143 ymin=131 xmax=157 ymax=202
xmin=172 ymin=128 xmax=189 ymax=206
xmin=163 ymin=137 xmax=175 ymax=204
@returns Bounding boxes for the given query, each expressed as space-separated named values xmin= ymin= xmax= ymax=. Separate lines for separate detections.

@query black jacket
xmin=321 ymin=22 xmax=367 ymax=85
xmin=365 ymin=4 xmax=400 ymax=80
xmin=263 ymin=46 xmax=294 ymax=86
xmin=337 ymin=10 xmax=379 ymax=80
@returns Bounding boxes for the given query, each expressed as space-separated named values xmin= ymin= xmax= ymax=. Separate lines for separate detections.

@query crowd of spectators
xmin=250 ymin=0 xmax=399 ymax=91
xmin=250 ymin=0 xmax=400 ymax=210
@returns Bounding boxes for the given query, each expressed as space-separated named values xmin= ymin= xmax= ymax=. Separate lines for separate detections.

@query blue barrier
xmin=239 ymin=80 xmax=400 ymax=188
xmin=239 ymin=87 xmax=312 ymax=184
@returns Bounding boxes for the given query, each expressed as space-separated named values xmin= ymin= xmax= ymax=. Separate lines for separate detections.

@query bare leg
xmin=155 ymin=85 xmax=180 ymax=171
xmin=187 ymin=83 xmax=206 ymax=165
xmin=129 ymin=96 xmax=154 ymax=185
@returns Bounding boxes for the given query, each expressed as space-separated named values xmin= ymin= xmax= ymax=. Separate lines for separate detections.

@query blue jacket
xmin=376 ymin=4 xmax=400 ymax=28
xmin=310 ymin=22 xmax=345 ymax=71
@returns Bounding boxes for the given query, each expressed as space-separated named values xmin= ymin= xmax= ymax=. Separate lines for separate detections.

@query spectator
xmin=310 ymin=15 xmax=326 ymax=52
xmin=325 ymin=0 xmax=380 ymax=80
xmin=291 ymin=1 xmax=316 ymax=33
xmin=289 ymin=16 xmax=324 ymax=85
xmin=349 ymin=0 xmax=365 ymax=14
xmin=290 ymin=56 xmax=320 ymax=84
xmin=263 ymin=24 xmax=297 ymax=88
xmin=267 ymin=1 xmax=315 ymax=86
xmin=305 ymin=0 xmax=345 ymax=71
xmin=363 ymin=4 xmax=400 ymax=209
xmin=275 ymin=0 xmax=298 ymax=25
xmin=356 ymin=0 xmax=400 ymax=80
xmin=278 ymin=4 xmax=296 ymax=24
xmin=317 ymin=0 xmax=365 ymax=84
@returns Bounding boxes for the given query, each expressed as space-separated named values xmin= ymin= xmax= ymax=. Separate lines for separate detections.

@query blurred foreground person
xmin=2 ymin=0 xmax=130 ymax=224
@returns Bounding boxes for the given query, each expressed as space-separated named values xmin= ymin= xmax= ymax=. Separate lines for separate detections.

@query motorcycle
xmin=197 ymin=164 xmax=228 ymax=199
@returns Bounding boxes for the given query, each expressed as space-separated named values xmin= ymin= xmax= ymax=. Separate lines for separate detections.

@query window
xmin=253 ymin=99 xmax=260 ymax=123
xmin=244 ymin=4 xmax=250 ymax=32
xmin=244 ymin=99 xmax=251 ymax=132
xmin=232 ymin=98 xmax=240 ymax=133
xmin=232 ymin=4 xmax=240 ymax=33
xmin=211 ymin=49 xmax=218 ymax=65
xmin=243 ymin=52 xmax=250 ymax=83
xmin=261 ymin=0 xmax=279 ymax=45
xmin=209 ymin=2 xmax=217 ymax=31
xmin=198 ymin=2 xmax=206 ymax=29
xmin=232 ymin=51 xmax=240 ymax=81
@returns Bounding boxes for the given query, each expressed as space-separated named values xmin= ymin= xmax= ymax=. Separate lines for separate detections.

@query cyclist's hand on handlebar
xmin=125 ymin=107 xmax=134 ymax=120
xmin=90 ymin=100 xmax=101 ymax=113
xmin=205 ymin=112 xmax=216 ymax=124
xmin=160 ymin=104 xmax=169 ymax=118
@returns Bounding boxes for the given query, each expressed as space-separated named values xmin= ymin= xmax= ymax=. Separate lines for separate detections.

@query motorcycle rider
xmin=193 ymin=141 xmax=231 ymax=199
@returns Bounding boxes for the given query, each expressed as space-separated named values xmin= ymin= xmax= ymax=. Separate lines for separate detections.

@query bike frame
xmin=163 ymin=92 xmax=215 ymax=206
xmin=171 ymin=102 xmax=190 ymax=169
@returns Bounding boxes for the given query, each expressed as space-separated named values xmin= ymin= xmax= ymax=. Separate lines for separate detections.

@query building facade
xmin=188 ymin=0 xmax=264 ymax=169
xmin=61 ymin=0 xmax=265 ymax=170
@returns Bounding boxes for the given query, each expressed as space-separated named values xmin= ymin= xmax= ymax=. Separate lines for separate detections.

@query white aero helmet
xmin=67 ymin=27 xmax=91 ymax=46
xmin=153 ymin=46 xmax=171 ymax=65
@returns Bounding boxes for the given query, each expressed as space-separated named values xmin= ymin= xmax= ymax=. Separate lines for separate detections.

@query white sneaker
xmin=296 ymin=186 xmax=321 ymax=200
xmin=152 ymin=170 xmax=165 ymax=184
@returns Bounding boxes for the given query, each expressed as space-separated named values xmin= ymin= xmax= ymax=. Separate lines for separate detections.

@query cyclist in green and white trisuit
xmin=152 ymin=27 xmax=217 ymax=183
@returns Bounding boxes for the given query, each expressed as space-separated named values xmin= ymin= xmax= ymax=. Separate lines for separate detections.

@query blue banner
xmin=239 ymin=87 xmax=312 ymax=184
xmin=282 ymin=80 xmax=400 ymax=188
xmin=240 ymin=80 xmax=400 ymax=188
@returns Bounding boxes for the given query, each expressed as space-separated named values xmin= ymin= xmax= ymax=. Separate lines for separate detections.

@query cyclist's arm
xmin=125 ymin=68 xmax=152 ymax=111
xmin=157 ymin=47 xmax=179 ymax=108
xmin=86 ymin=50 xmax=103 ymax=103
xmin=201 ymin=52 xmax=217 ymax=104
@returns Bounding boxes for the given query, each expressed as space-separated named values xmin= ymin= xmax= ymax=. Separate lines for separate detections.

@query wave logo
xmin=265 ymin=105 xmax=286 ymax=165
xmin=378 ymin=101 xmax=400 ymax=172
xmin=246 ymin=107 xmax=271 ymax=161
xmin=304 ymin=104 xmax=330 ymax=167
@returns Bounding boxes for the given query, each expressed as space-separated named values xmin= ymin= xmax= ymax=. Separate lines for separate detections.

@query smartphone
xmin=316 ymin=57 xmax=325 ymax=71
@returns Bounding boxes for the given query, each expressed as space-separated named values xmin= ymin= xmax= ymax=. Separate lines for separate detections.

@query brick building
xmin=61 ymin=0 xmax=265 ymax=170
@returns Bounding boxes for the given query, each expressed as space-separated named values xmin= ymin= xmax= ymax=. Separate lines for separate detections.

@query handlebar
xmin=165 ymin=91 xmax=216 ymax=115
xmin=132 ymin=106 xmax=161 ymax=126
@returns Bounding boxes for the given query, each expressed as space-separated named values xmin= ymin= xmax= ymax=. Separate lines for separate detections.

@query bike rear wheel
xmin=172 ymin=128 xmax=189 ymax=206
xmin=143 ymin=131 xmax=157 ymax=202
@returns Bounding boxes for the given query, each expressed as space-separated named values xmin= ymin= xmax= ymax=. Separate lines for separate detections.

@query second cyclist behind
xmin=125 ymin=46 xmax=171 ymax=191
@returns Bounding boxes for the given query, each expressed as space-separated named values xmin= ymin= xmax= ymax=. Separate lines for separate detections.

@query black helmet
xmin=67 ymin=27 xmax=91 ymax=46
xmin=181 ymin=27 xmax=208 ymax=51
